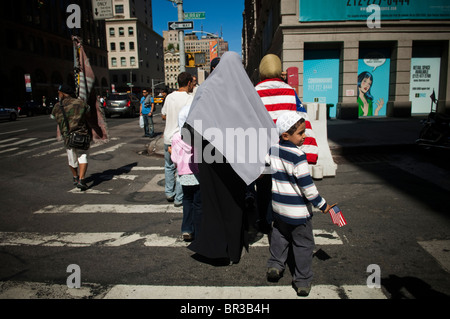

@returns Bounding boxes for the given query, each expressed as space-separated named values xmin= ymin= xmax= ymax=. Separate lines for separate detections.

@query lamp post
xmin=168 ymin=0 xmax=186 ymax=72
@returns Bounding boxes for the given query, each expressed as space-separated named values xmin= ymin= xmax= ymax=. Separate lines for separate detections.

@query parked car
xmin=18 ymin=101 xmax=44 ymax=117
xmin=103 ymin=93 xmax=139 ymax=118
xmin=0 ymin=106 xmax=18 ymax=121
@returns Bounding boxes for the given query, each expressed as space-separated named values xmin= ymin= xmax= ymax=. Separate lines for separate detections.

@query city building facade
xmin=243 ymin=0 xmax=450 ymax=119
xmin=106 ymin=0 xmax=164 ymax=94
xmin=0 ymin=0 xmax=109 ymax=106
xmin=163 ymin=29 xmax=228 ymax=85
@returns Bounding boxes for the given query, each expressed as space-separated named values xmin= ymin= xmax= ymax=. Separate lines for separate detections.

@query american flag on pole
xmin=78 ymin=43 xmax=95 ymax=102
xmin=329 ymin=205 xmax=347 ymax=227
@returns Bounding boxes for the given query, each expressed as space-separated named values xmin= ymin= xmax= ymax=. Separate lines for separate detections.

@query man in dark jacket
xmin=51 ymin=84 xmax=91 ymax=191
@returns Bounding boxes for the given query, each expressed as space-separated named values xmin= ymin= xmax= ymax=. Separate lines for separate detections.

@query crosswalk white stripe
xmin=34 ymin=204 xmax=183 ymax=214
xmin=0 ymin=281 xmax=387 ymax=299
xmin=0 ymin=147 xmax=19 ymax=154
xmin=28 ymin=138 xmax=56 ymax=146
xmin=0 ymin=230 xmax=343 ymax=247
xmin=131 ymin=166 xmax=165 ymax=171
xmin=0 ymin=138 xmax=36 ymax=148
xmin=0 ymin=138 xmax=19 ymax=144
xmin=32 ymin=147 xmax=64 ymax=157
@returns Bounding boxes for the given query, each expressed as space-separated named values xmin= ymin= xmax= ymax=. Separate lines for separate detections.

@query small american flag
xmin=329 ymin=205 xmax=347 ymax=227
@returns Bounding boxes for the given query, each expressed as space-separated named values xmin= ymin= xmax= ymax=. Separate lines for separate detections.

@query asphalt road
xmin=0 ymin=111 xmax=449 ymax=308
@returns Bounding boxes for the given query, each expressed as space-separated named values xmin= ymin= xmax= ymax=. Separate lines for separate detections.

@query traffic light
xmin=186 ymin=52 xmax=195 ymax=67
xmin=185 ymin=52 xmax=206 ymax=67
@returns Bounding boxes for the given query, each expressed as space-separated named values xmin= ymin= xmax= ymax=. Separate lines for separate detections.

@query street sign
xmin=92 ymin=0 xmax=114 ymax=20
xmin=168 ymin=21 xmax=194 ymax=31
xmin=184 ymin=12 xmax=205 ymax=20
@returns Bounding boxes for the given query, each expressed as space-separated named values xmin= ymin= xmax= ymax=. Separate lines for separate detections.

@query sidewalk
xmin=146 ymin=115 xmax=427 ymax=157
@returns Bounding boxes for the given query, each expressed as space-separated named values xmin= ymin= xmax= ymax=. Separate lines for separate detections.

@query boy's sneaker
xmin=73 ymin=176 xmax=79 ymax=186
xmin=77 ymin=179 xmax=88 ymax=191
xmin=293 ymin=283 xmax=311 ymax=297
xmin=266 ymin=267 xmax=282 ymax=282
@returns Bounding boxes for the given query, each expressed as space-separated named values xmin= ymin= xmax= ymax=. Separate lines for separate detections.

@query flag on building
xmin=210 ymin=40 xmax=218 ymax=61
xmin=329 ymin=205 xmax=347 ymax=227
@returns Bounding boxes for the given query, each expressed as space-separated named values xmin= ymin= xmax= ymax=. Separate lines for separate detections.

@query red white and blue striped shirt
xmin=255 ymin=78 xmax=319 ymax=165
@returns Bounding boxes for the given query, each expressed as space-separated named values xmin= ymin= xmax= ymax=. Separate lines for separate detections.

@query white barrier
xmin=305 ymin=103 xmax=337 ymax=179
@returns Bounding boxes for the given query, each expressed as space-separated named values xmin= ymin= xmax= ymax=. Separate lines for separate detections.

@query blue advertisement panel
xmin=303 ymin=50 xmax=340 ymax=118
xmin=357 ymin=49 xmax=390 ymax=117
xmin=300 ymin=0 xmax=450 ymax=22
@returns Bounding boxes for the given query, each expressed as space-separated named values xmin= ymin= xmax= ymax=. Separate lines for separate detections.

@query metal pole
xmin=177 ymin=0 xmax=186 ymax=72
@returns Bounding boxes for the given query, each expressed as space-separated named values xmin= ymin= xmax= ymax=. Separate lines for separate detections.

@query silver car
xmin=104 ymin=93 xmax=140 ymax=118
xmin=0 ymin=106 xmax=18 ymax=121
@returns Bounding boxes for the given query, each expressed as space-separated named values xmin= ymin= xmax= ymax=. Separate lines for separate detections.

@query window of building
xmin=121 ymin=57 xmax=126 ymax=66
xmin=128 ymin=27 xmax=134 ymax=36
xmin=110 ymin=43 xmax=116 ymax=51
xmin=129 ymin=42 xmax=135 ymax=50
xmin=130 ymin=57 xmax=136 ymax=66
xmin=111 ymin=58 xmax=117 ymax=67
xmin=115 ymin=5 xmax=124 ymax=14
xmin=109 ymin=28 xmax=115 ymax=36
xmin=120 ymin=42 xmax=125 ymax=51
xmin=119 ymin=27 xmax=124 ymax=36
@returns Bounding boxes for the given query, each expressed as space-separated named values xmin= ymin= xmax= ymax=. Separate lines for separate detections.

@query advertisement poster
xmin=357 ymin=49 xmax=390 ymax=117
xmin=303 ymin=50 xmax=340 ymax=118
xmin=299 ymin=0 xmax=450 ymax=22
xmin=409 ymin=57 xmax=441 ymax=114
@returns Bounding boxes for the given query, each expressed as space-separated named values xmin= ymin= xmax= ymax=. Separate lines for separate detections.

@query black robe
xmin=188 ymin=143 xmax=248 ymax=264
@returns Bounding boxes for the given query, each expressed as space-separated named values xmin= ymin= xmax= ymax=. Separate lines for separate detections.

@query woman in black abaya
xmin=185 ymin=52 xmax=277 ymax=264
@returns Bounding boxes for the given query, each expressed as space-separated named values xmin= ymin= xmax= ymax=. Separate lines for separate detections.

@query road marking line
xmin=131 ymin=166 xmax=165 ymax=171
xmin=418 ymin=240 xmax=450 ymax=273
xmin=34 ymin=204 xmax=183 ymax=214
xmin=31 ymin=147 xmax=64 ymax=157
xmin=0 ymin=147 xmax=19 ymax=154
xmin=0 ymin=138 xmax=19 ymax=144
xmin=0 ymin=138 xmax=36 ymax=148
xmin=0 ymin=129 xmax=27 ymax=135
xmin=0 ymin=281 xmax=387 ymax=299
xmin=0 ymin=230 xmax=342 ymax=247
xmin=28 ymin=138 xmax=56 ymax=146
xmin=90 ymin=143 xmax=126 ymax=156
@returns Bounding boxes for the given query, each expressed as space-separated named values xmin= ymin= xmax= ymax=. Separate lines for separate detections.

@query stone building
xmin=243 ymin=0 xmax=450 ymax=118
xmin=106 ymin=0 xmax=164 ymax=93
xmin=0 ymin=0 xmax=109 ymax=105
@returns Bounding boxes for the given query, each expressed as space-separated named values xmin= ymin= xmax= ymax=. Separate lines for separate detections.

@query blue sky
xmin=152 ymin=0 xmax=245 ymax=54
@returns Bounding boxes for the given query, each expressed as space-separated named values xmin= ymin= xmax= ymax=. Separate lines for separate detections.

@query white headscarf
xmin=186 ymin=52 xmax=278 ymax=185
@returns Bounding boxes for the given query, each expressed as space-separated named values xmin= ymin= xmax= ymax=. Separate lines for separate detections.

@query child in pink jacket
xmin=170 ymin=105 xmax=202 ymax=241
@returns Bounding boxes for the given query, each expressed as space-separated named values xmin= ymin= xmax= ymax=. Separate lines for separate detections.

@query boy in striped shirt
xmin=266 ymin=111 xmax=334 ymax=297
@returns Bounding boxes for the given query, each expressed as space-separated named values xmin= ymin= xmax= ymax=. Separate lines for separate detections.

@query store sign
xmin=409 ymin=57 xmax=441 ymax=114
xmin=299 ymin=0 xmax=450 ymax=22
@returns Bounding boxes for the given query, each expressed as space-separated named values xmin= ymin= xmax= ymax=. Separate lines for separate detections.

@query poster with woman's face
xmin=357 ymin=49 xmax=390 ymax=117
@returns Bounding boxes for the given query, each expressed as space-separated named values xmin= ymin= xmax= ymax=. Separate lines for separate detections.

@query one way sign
xmin=92 ymin=0 xmax=114 ymax=20
xmin=168 ymin=21 xmax=194 ymax=31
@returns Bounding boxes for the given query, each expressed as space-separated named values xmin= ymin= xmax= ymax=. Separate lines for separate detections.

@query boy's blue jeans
xmin=181 ymin=184 xmax=202 ymax=236
xmin=164 ymin=144 xmax=183 ymax=203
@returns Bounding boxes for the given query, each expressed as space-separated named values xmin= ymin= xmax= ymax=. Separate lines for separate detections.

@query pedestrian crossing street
xmin=2 ymin=135 xmax=446 ymax=300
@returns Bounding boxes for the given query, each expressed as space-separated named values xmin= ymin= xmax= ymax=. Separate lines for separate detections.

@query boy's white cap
xmin=276 ymin=111 xmax=303 ymax=135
